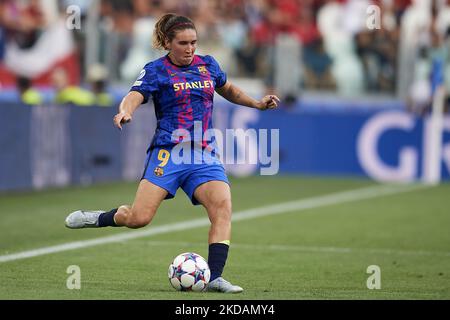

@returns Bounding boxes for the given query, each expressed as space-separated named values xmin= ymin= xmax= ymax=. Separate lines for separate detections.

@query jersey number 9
xmin=157 ymin=149 xmax=170 ymax=167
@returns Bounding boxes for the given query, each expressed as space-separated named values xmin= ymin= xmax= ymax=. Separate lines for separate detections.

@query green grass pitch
xmin=0 ymin=176 xmax=449 ymax=300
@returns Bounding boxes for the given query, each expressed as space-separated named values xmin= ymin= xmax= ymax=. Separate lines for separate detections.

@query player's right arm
xmin=113 ymin=91 xmax=144 ymax=130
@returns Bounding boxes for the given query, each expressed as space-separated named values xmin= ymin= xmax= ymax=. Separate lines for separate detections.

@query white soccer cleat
xmin=65 ymin=210 xmax=105 ymax=229
xmin=205 ymin=277 xmax=243 ymax=294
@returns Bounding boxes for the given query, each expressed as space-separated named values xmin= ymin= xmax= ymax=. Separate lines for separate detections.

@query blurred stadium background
xmin=0 ymin=0 xmax=449 ymax=300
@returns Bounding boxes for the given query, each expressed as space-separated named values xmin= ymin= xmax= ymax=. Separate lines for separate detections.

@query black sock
xmin=98 ymin=208 xmax=118 ymax=227
xmin=208 ymin=243 xmax=229 ymax=281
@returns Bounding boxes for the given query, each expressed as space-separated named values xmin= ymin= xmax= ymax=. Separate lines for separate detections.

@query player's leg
xmin=65 ymin=179 xmax=168 ymax=229
xmin=193 ymin=180 xmax=243 ymax=293
xmin=194 ymin=180 xmax=232 ymax=244
xmin=113 ymin=179 xmax=168 ymax=228
xmin=66 ymin=145 xmax=178 ymax=229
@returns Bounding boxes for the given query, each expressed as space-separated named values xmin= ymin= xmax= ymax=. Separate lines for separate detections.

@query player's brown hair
xmin=153 ymin=13 xmax=196 ymax=50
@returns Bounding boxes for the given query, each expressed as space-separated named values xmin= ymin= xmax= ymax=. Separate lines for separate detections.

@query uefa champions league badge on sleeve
xmin=133 ymin=69 xmax=146 ymax=86
xmin=138 ymin=69 xmax=146 ymax=80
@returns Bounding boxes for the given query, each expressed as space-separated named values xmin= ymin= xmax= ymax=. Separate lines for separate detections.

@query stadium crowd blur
xmin=0 ymin=0 xmax=450 ymax=114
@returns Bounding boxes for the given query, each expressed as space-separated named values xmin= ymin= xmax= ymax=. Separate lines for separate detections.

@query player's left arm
xmin=215 ymin=81 xmax=280 ymax=110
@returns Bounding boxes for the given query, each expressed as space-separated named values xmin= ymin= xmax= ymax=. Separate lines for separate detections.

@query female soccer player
xmin=65 ymin=13 xmax=279 ymax=293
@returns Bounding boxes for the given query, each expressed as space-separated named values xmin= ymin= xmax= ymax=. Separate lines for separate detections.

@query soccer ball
xmin=168 ymin=252 xmax=210 ymax=292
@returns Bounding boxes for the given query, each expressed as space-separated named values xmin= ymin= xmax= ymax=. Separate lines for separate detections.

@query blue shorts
xmin=141 ymin=144 xmax=229 ymax=205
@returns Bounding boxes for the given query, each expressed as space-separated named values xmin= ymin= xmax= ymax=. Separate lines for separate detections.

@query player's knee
xmin=208 ymin=199 xmax=232 ymax=222
xmin=219 ymin=198 xmax=232 ymax=213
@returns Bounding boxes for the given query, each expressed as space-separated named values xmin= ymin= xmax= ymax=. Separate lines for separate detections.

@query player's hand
xmin=258 ymin=95 xmax=280 ymax=110
xmin=113 ymin=112 xmax=132 ymax=130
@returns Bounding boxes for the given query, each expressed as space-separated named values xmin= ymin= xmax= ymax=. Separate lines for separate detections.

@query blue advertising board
xmin=0 ymin=101 xmax=449 ymax=191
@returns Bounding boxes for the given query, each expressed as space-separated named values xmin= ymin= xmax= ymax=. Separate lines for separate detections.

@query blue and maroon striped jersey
xmin=130 ymin=54 xmax=227 ymax=149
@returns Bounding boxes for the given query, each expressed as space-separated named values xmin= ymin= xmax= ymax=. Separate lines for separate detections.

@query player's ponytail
xmin=153 ymin=13 xmax=196 ymax=50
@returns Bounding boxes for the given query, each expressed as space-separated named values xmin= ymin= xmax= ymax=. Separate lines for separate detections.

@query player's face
xmin=167 ymin=28 xmax=197 ymax=66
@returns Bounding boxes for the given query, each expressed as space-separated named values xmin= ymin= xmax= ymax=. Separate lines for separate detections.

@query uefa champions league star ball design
xmin=168 ymin=252 xmax=211 ymax=292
